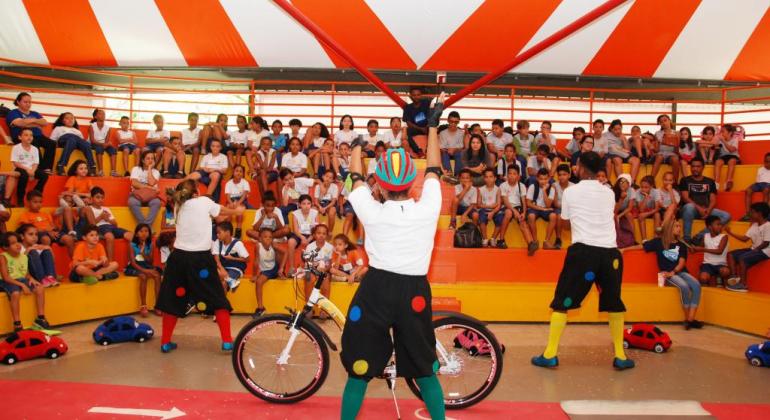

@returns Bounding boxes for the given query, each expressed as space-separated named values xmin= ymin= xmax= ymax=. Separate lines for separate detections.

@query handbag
xmin=661 ymin=132 xmax=679 ymax=148
xmin=453 ymin=222 xmax=483 ymax=248
xmin=132 ymin=187 xmax=159 ymax=204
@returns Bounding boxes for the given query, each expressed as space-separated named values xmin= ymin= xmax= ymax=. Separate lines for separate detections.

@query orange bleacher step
xmin=432 ymin=296 xmax=461 ymax=313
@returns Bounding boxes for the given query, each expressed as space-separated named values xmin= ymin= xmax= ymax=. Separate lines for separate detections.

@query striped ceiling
xmin=1 ymin=0 xmax=769 ymax=81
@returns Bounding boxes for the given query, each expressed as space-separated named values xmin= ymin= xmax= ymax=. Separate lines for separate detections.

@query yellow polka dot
xmin=613 ymin=259 xmax=620 ymax=270
xmin=352 ymin=359 xmax=369 ymax=375
xmin=196 ymin=301 xmax=207 ymax=311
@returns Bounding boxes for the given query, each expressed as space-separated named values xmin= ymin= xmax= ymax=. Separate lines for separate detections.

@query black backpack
xmin=453 ymin=222 xmax=483 ymax=248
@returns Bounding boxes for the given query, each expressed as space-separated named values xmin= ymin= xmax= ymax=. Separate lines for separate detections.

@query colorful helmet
xmin=374 ymin=148 xmax=416 ymax=192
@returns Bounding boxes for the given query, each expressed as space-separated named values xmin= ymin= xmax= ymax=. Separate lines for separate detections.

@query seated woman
xmin=461 ymin=134 xmax=495 ymax=187
xmin=128 ymin=151 xmax=162 ymax=227
xmin=5 ymin=92 xmax=56 ymax=174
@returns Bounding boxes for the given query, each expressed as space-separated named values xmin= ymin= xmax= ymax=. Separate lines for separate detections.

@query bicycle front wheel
xmin=406 ymin=315 xmax=503 ymax=409
xmin=232 ymin=314 xmax=329 ymax=404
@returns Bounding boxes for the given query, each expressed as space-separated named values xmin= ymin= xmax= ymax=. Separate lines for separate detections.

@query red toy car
xmin=623 ymin=323 xmax=671 ymax=353
xmin=0 ymin=330 xmax=68 ymax=365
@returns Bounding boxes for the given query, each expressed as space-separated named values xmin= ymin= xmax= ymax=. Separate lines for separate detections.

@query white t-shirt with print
xmin=454 ymin=184 xmax=478 ymax=208
xmin=487 ymin=131 xmax=513 ymax=151
xmin=292 ymin=208 xmax=319 ymax=235
xmin=500 ymin=181 xmax=527 ymax=208
xmin=225 ymin=179 xmax=251 ymax=199
xmin=527 ymin=155 xmax=552 ymax=173
xmin=252 ymin=207 xmax=285 ymax=230
xmin=90 ymin=206 xmax=115 ymax=227
xmin=304 ymin=240 xmax=334 ymax=264
xmin=181 ymin=127 xmax=202 ymax=146
xmin=526 ymin=183 xmax=556 ymax=208
xmin=315 ymin=183 xmax=339 ymax=202
xmin=11 ymin=143 xmax=39 ymax=169
xmin=200 ymin=153 xmax=228 ymax=171
xmin=257 ymin=243 xmax=276 ymax=271
xmin=247 ymin=129 xmax=271 ymax=145
xmin=756 ymin=166 xmax=770 ymax=184
xmin=228 ymin=130 xmax=250 ymax=146
xmin=174 ymin=196 xmax=221 ymax=252
xmin=281 ymin=152 xmax=308 ymax=173
xmin=478 ymin=185 xmax=499 ymax=207
xmin=130 ymin=167 xmax=160 ymax=186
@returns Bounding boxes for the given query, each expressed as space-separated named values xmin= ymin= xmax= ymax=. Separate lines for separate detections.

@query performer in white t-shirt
xmin=154 ymin=179 xmax=244 ymax=354
xmin=532 ymin=151 xmax=634 ymax=371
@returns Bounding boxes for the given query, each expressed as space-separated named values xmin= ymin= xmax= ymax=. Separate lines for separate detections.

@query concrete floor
xmin=1 ymin=316 xmax=769 ymax=405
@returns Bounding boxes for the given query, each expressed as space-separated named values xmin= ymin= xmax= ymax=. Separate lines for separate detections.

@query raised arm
xmin=424 ymin=92 xmax=445 ymax=180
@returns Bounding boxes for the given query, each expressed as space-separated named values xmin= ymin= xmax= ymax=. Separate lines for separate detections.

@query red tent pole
xmin=273 ymin=0 xmax=407 ymax=108
xmin=444 ymin=0 xmax=628 ymax=108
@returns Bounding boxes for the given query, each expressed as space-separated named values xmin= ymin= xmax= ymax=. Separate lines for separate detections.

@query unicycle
xmin=231 ymin=250 xmax=503 ymax=409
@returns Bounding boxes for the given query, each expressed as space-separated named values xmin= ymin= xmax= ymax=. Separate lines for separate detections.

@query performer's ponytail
xmin=166 ymin=179 xmax=198 ymax=220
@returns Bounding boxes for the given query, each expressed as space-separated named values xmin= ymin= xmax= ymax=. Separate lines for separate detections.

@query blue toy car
xmin=745 ymin=341 xmax=770 ymax=367
xmin=93 ymin=316 xmax=154 ymax=346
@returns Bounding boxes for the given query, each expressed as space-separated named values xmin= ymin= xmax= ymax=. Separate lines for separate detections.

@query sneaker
xmin=482 ymin=239 xmax=488 ymax=247
xmin=226 ymin=277 xmax=241 ymax=292
xmin=726 ymin=276 xmax=741 ymax=287
xmin=13 ymin=321 xmax=22 ymax=333
xmin=81 ymin=275 xmax=98 ymax=285
xmin=110 ymin=171 xmax=119 ymax=177
xmin=253 ymin=307 xmax=266 ymax=318
xmin=42 ymin=276 xmax=59 ymax=288
xmin=531 ymin=354 xmax=559 ymax=368
xmin=222 ymin=342 xmax=234 ymax=352
xmin=554 ymin=238 xmax=562 ymax=250
xmin=689 ymin=320 xmax=704 ymax=329
xmin=96 ymin=170 xmax=104 ymax=177
xmin=726 ymin=283 xmax=748 ymax=292
xmin=68 ymin=231 xmax=77 ymax=237
xmin=102 ymin=272 xmax=119 ymax=280
xmin=441 ymin=174 xmax=459 ymax=185
xmin=497 ymin=240 xmax=508 ymax=249
xmin=160 ymin=342 xmax=178 ymax=353
xmin=489 ymin=238 xmax=497 ymax=248
xmin=613 ymin=357 xmax=635 ymax=370
xmin=34 ymin=317 xmax=50 ymax=330
xmin=527 ymin=241 xmax=539 ymax=256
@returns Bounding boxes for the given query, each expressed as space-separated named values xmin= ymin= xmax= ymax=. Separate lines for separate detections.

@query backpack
xmin=218 ymin=239 xmax=247 ymax=271
xmin=454 ymin=222 xmax=482 ymax=248
xmin=531 ymin=181 xmax=551 ymax=205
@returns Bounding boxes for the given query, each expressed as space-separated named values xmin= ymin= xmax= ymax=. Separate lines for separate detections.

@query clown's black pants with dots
xmin=340 ymin=267 xmax=438 ymax=379
xmin=156 ymin=249 xmax=232 ymax=317
xmin=550 ymin=243 xmax=626 ymax=312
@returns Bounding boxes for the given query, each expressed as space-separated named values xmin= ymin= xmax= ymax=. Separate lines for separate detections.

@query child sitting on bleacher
xmin=340 ymin=179 xmax=365 ymax=246
xmin=313 ymin=170 xmax=339 ymax=233
xmin=656 ymin=171 xmax=681 ymax=234
xmin=161 ymin=136 xmax=185 ymax=178
xmin=303 ymin=224 xmax=333 ymax=316
xmin=70 ymin=224 xmax=119 ymax=285
xmin=279 ymin=168 xmax=315 ymax=222
xmin=186 ymin=138 xmax=228 ymax=202
xmin=4 ymin=127 xmax=47 ymax=208
xmin=226 ymin=115 xmax=249 ymax=168
xmin=0 ymin=232 xmax=49 ymax=332
xmin=213 ymin=221 xmax=249 ymax=293
xmin=496 ymin=143 xmax=526 ymax=186
xmin=116 ymin=116 xmax=140 ymax=177
xmin=51 ymin=112 xmax=95 ymax=176
xmin=333 ymin=142 xmax=352 ymax=181
xmin=696 ymin=126 xmax=718 ymax=164
xmin=268 ymin=119 xmax=287 ymax=154
xmin=714 ymin=124 xmax=742 ymax=192
xmin=286 ymin=194 xmax=319 ymax=276
xmin=499 ymin=165 xmax=537 ymax=255
xmin=613 ymin=174 xmax=638 ymax=248
xmin=282 ymin=137 xmax=309 ymax=178
xmin=636 ymin=176 xmax=661 ymax=241
xmin=366 ymin=142 xmax=386 ymax=176
xmin=89 ymin=108 xmax=116 ymax=177
xmin=144 ymin=114 xmax=169 ymax=168
xmin=253 ymin=136 xmax=278 ymax=195
xmin=18 ymin=190 xmax=75 ymax=256
xmin=741 ymin=152 xmax=770 ymax=221
xmin=17 ymin=223 xmax=58 ymax=287
xmin=224 ymin=165 xmax=252 ymax=238
xmin=60 ymin=160 xmax=92 ymax=236
xmin=330 ymin=233 xmax=367 ymax=283
xmin=724 ymin=202 xmax=770 ymax=292
xmin=527 ymin=144 xmax=553 ymax=184
xmin=251 ymin=227 xmax=283 ymax=318
xmin=158 ymin=201 xmax=176 ymax=265
xmin=125 ymin=223 xmax=161 ymax=317
xmin=535 ymin=121 xmax=561 ymax=168
xmin=476 ymin=169 xmax=504 ymax=248
xmin=80 ymin=186 xmax=132 ymax=261
xmin=513 ymin=120 xmax=536 ymax=158
xmin=248 ymin=192 xmax=289 ymax=241
xmin=362 ymin=119 xmax=382 ymax=157
xmin=526 ymin=168 xmax=558 ymax=249
xmin=449 ymin=169 xmax=478 ymax=230
xmin=694 ymin=215 xmax=730 ymax=287
xmin=552 ymin=164 xmax=574 ymax=250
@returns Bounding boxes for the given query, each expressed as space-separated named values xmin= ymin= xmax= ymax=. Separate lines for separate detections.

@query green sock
xmin=341 ymin=377 xmax=368 ymax=420
xmin=415 ymin=375 xmax=445 ymax=420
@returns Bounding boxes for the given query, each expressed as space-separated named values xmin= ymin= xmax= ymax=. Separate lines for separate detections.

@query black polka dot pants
xmin=156 ymin=249 xmax=232 ymax=317
xmin=550 ymin=243 xmax=626 ymax=313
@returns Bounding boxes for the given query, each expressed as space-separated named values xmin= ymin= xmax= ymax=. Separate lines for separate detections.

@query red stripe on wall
xmin=422 ymin=0 xmax=561 ymax=72
xmin=583 ymin=0 xmax=701 ymax=78
xmin=292 ymin=0 xmax=415 ymax=70
xmin=725 ymin=6 xmax=770 ymax=81
xmin=155 ymin=0 xmax=256 ymax=67
xmin=23 ymin=0 xmax=116 ymax=66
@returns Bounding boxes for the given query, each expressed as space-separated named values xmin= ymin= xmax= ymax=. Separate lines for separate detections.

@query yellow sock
xmin=609 ymin=312 xmax=627 ymax=360
xmin=543 ymin=312 xmax=567 ymax=358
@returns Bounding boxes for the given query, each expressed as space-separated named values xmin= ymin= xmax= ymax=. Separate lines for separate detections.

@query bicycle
xmin=232 ymin=250 xmax=503 ymax=410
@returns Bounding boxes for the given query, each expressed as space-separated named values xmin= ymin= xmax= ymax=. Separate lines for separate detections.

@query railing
xmin=1 ymin=56 xmax=770 ymax=140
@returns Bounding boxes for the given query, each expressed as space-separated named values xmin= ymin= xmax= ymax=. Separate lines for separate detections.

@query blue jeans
xmin=680 ymin=203 xmax=731 ymax=240
xmin=440 ymin=150 xmax=463 ymax=175
xmin=666 ymin=271 xmax=701 ymax=308
xmin=57 ymin=133 xmax=95 ymax=170
xmin=28 ymin=249 xmax=56 ymax=280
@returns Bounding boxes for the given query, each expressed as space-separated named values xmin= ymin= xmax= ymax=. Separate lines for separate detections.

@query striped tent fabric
xmin=0 ymin=0 xmax=769 ymax=81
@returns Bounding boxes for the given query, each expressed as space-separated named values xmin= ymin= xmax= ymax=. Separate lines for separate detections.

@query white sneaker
xmin=726 ymin=276 xmax=741 ymax=287
xmin=481 ymin=239 xmax=488 ymax=247
xmin=226 ymin=277 xmax=241 ymax=291
xmin=490 ymin=238 xmax=497 ymax=247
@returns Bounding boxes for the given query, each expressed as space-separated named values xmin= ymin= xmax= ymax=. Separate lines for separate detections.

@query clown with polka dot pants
xmin=154 ymin=179 xmax=244 ymax=353
xmin=339 ymin=94 xmax=446 ymax=419
xmin=532 ymin=151 xmax=635 ymax=371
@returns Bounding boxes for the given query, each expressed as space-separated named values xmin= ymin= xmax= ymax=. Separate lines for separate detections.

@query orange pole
xmin=249 ymin=81 xmax=256 ymax=118
xmin=444 ymin=0 xmax=628 ymax=107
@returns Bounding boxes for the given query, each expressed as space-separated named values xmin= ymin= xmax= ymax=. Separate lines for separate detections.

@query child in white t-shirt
xmin=334 ymin=115 xmax=358 ymax=148
xmin=281 ymin=137 xmax=309 ymax=178
xmin=227 ymin=115 xmax=250 ymax=168
xmin=366 ymin=142 xmax=387 ymax=176
xmin=499 ymin=165 xmax=537 ymax=255
xmin=252 ymin=136 xmax=279 ymax=195
xmin=313 ymin=170 xmax=339 ymax=233
xmin=116 ymin=116 xmax=140 ymax=176
xmin=741 ymin=152 xmax=770 ymax=221
xmin=186 ymin=138 xmax=228 ymax=202
xmin=285 ymin=194 xmax=319 ymax=276
xmin=251 ymin=227 xmax=284 ymax=318
xmin=724 ymin=202 xmax=770 ymax=292
xmin=362 ymin=119 xmax=382 ymax=157
xmin=144 ymin=114 xmax=170 ymax=167
xmin=526 ymin=168 xmax=558 ymax=249
xmin=476 ymin=169 xmax=503 ymax=248
xmin=636 ymin=175 xmax=661 ymax=241
xmin=89 ymin=108 xmax=116 ymax=176
xmin=552 ymin=164 xmax=574 ymax=249
xmin=302 ymin=224 xmax=334 ymax=316
xmin=383 ymin=117 xmax=405 ymax=148
xmin=5 ymin=127 xmax=46 ymax=207
xmin=223 ymin=165 xmax=252 ymax=238
xmin=449 ymin=169 xmax=478 ymax=230
xmin=694 ymin=215 xmax=730 ymax=287
xmin=212 ymin=221 xmax=249 ymax=292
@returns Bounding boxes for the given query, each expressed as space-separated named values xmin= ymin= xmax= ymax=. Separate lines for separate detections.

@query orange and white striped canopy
xmin=1 ymin=0 xmax=769 ymax=81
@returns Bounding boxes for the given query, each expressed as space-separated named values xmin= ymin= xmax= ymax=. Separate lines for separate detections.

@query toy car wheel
xmin=750 ymin=357 xmax=764 ymax=367
xmin=99 ymin=338 xmax=112 ymax=346
xmin=2 ymin=354 xmax=17 ymax=365
xmin=623 ymin=340 xmax=629 ymax=349
xmin=135 ymin=335 xmax=147 ymax=343
xmin=453 ymin=337 xmax=462 ymax=349
xmin=47 ymin=349 xmax=60 ymax=359
xmin=469 ymin=346 xmax=479 ymax=356
xmin=653 ymin=344 xmax=665 ymax=354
